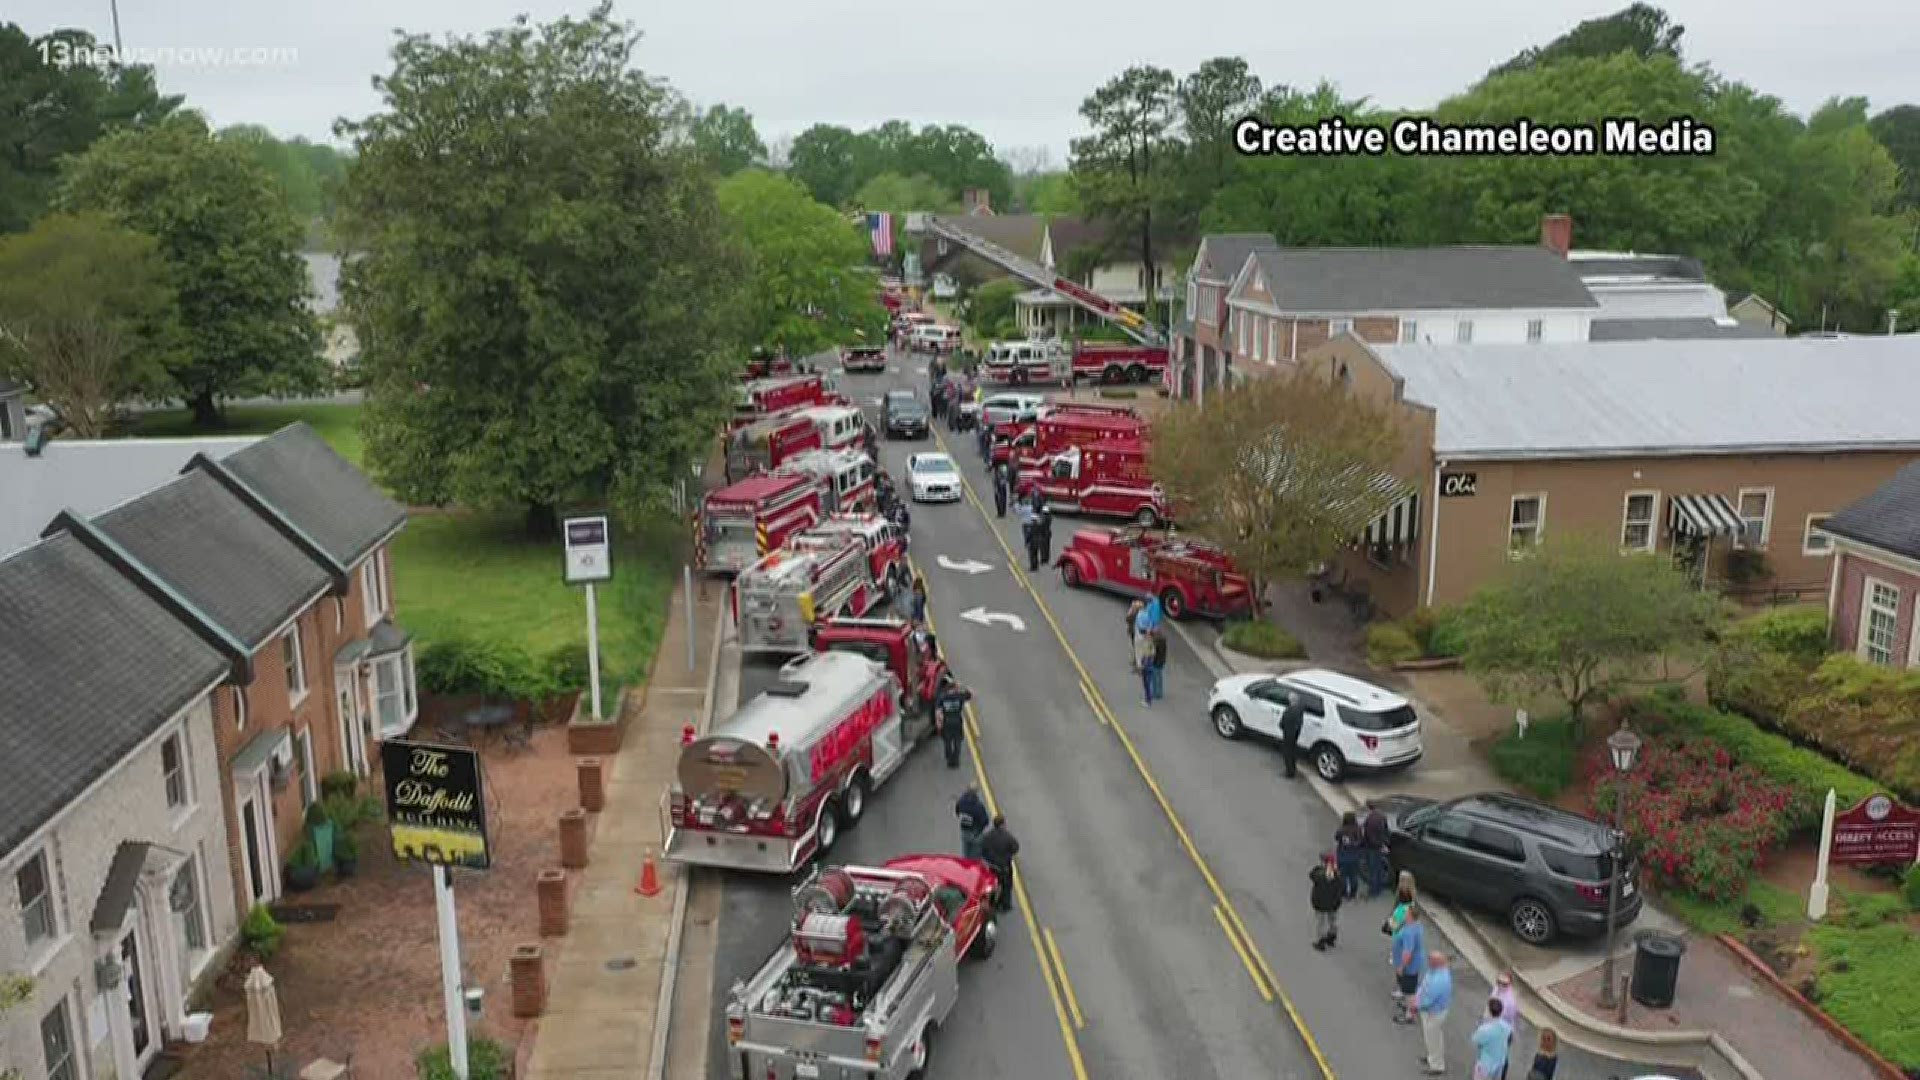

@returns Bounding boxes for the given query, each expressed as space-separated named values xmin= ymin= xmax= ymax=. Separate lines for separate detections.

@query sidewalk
xmin=523 ymin=572 xmax=723 ymax=1080
xmin=1177 ymin=613 xmax=1888 ymax=1080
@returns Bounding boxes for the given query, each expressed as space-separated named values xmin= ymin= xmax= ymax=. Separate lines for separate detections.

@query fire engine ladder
xmin=921 ymin=217 xmax=1167 ymax=347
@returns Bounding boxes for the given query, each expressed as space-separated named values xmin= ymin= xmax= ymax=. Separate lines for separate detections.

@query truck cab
xmin=778 ymin=447 xmax=879 ymax=515
xmin=981 ymin=340 xmax=1069 ymax=386
xmin=793 ymin=404 xmax=868 ymax=453
xmin=814 ymin=615 xmax=946 ymax=728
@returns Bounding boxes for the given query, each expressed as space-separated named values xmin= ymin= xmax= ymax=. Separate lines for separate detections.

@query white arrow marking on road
xmin=937 ymin=555 xmax=994 ymax=575
xmin=960 ymin=606 xmax=1026 ymax=632
xmin=866 ymin=396 xmax=885 ymax=407
xmin=915 ymin=367 xmax=928 ymax=376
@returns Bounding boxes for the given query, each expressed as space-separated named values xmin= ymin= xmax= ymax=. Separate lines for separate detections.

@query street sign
xmin=382 ymin=740 xmax=492 ymax=871
xmin=1830 ymin=794 xmax=1920 ymax=865
xmin=562 ymin=514 xmax=613 ymax=585
xmin=1439 ymin=472 xmax=1478 ymax=497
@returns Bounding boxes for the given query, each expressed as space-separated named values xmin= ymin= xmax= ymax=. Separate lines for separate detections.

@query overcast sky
xmin=12 ymin=0 xmax=1916 ymax=161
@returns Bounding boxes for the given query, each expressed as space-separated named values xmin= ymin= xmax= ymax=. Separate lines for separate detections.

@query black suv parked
xmin=882 ymin=390 xmax=928 ymax=439
xmin=1372 ymin=792 xmax=1641 ymax=945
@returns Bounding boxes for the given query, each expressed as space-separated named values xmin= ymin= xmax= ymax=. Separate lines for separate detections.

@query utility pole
xmin=108 ymin=0 xmax=123 ymax=56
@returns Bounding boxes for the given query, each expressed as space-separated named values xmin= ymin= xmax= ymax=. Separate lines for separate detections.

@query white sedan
xmin=1205 ymin=668 xmax=1424 ymax=782
xmin=907 ymin=452 xmax=962 ymax=503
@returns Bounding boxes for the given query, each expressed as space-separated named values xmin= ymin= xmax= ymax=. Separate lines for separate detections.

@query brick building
xmin=1823 ymin=460 xmax=1920 ymax=667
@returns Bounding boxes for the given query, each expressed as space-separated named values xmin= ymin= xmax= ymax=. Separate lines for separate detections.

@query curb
xmin=1715 ymin=934 xmax=1908 ymax=1080
xmin=644 ymin=581 xmax=728 ymax=1080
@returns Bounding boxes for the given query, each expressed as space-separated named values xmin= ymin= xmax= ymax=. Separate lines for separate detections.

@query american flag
xmin=867 ymin=212 xmax=893 ymax=257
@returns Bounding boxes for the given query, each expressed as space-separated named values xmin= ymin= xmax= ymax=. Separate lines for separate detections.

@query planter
xmin=335 ymin=855 xmax=358 ymax=880
xmin=285 ymin=864 xmax=320 ymax=892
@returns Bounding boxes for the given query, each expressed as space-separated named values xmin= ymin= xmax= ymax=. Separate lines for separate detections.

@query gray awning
xmin=231 ymin=727 xmax=290 ymax=777
xmin=1669 ymin=494 xmax=1743 ymax=538
xmin=367 ymin=619 xmax=413 ymax=658
xmin=91 ymin=841 xmax=151 ymax=935
xmin=334 ymin=637 xmax=371 ymax=667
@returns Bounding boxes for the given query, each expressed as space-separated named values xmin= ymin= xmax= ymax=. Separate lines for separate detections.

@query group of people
xmin=953 ymin=785 xmax=1018 ymax=912
xmin=1125 ymin=598 xmax=1169 ymax=704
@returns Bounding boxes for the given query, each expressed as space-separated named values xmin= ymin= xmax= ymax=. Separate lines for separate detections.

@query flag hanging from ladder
xmin=867 ymin=212 xmax=893 ymax=257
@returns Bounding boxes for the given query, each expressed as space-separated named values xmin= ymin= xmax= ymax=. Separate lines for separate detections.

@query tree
xmin=961 ymin=279 xmax=1022 ymax=339
xmin=718 ymin=170 xmax=883 ymax=356
xmin=1014 ymin=171 xmax=1079 ymax=214
xmin=852 ymin=171 xmax=957 ymax=213
xmin=1071 ymin=66 xmax=1179 ymax=322
xmin=0 ymin=213 xmax=175 ymax=436
xmin=1453 ymin=533 xmax=1725 ymax=731
xmin=1488 ymin=2 xmax=1684 ymax=79
xmin=336 ymin=3 xmax=745 ymax=533
xmin=1869 ymin=105 xmax=1920 ymax=213
xmin=1176 ymin=57 xmax=1264 ymax=200
xmin=690 ymin=103 xmax=766 ymax=175
xmin=786 ymin=123 xmax=870 ymax=208
xmin=219 ymin=124 xmax=350 ymax=223
xmin=58 ymin=112 xmax=323 ymax=425
xmin=894 ymin=124 xmax=1012 ymax=209
xmin=1150 ymin=371 xmax=1406 ymax=607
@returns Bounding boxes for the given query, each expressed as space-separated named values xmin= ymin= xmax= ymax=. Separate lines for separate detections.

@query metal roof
xmin=1241 ymin=246 xmax=1597 ymax=312
xmin=1823 ymin=459 xmax=1920 ymax=562
xmin=0 ymin=435 xmax=259 ymax=556
xmin=1589 ymin=317 xmax=1774 ymax=342
xmin=707 ymin=651 xmax=891 ymax=749
xmin=1374 ymin=336 xmax=1920 ymax=460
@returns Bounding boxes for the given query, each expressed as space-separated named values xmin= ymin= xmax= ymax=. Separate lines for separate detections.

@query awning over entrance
xmin=1669 ymin=494 xmax=1742 ymax=538
xmin=1360 ymin=492 xmax=1421 ymax=549
xmin=91 ymin=841 xmax=151 ymax=935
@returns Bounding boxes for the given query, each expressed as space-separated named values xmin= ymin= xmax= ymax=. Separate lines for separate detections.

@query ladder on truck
xmin=920 ymin=216 xmax=1167 ymax=347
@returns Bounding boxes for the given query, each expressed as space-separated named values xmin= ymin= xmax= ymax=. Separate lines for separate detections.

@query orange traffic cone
xmin=634 ymin=847 xmax=662 ymax=897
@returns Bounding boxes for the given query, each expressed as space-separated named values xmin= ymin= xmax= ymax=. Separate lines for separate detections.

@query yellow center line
xmin=1043 ymin=927 xmax=1087 ymax=1030
xmin=1213 ymin=904 xmax=1275 ymax=1002
xmin=1077 ymin=678 xmax=1109 ymax=727
xmin=931 ymin=431 xmax=1339 ymax=1080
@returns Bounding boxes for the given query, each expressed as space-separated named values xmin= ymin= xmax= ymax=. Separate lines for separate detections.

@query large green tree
xmin=787 ymin=123 xmax=875 ymax=208
xmin=1488 ymin=2 xmax=1684 ymax=79
xmin=785 ymin=120 xmax=1012 ymax=209
xmin=59 ymin=112 xmax=323 ymax=424
xmin=1071 ymin=65 xmax=1180 ymax=320
xmin=1176 ymin=57 xmax=1264 ymax=207
xmin=219 ymin=124 xmax=350 ymax=223
xmin=690 ymin=104 xmax=766 ymax=175
xmin=718 ymin=170 xmax=884 ymax=356
xmin=1868 ymin=105 xmax=1920 ymax=214
xmin=337 ymin=5 xmax=744 ymax=532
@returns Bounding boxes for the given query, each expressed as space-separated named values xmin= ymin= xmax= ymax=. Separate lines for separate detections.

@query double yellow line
xmin=933 ymin=431 xmax=1338 ymax=1080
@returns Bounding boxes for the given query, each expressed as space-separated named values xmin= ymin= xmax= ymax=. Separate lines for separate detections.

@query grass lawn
xmin=129 ymin=402 xmax=366 ymax=468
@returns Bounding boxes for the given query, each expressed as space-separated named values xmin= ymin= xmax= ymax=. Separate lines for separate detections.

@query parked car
xmin=979 ymin=392 xmax=1045 ymax=428
xmin=883 ymin=390 xmax=929 ymax=439
xmin=907 ymin=452 xmax=962 ymax=503
xmin=1205 ymin=668 xmax=1423 ymax=781
xmin=1370 ymin=791 xmax=1642 ymax=945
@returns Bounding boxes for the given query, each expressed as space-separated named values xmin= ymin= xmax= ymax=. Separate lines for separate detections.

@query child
xmin=1525 ymin=1028 xmax=1558 ymax=1080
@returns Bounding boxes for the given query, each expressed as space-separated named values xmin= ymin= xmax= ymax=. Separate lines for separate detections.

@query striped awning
xmin=1359 ymin=492 xmax=1421 ymax=548
xmin=1669 ymin=493 xmax=1742 ymax=538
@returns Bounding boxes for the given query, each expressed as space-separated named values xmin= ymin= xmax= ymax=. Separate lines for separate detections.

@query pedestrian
xmin=993 ymin=460 xmax=1008 ymax=517
xmin=1024 ymin=504 xmax=1046 ymax=572
xmin=1335 ymin=811 xmax=1365 ymax=900
xmin=1149 ymin=626 xmax=1168 ymax=702
xmin=1490 ymin=971 xmax=1520 ymax=1079
xmin=1278 ymin=690 xmax=1305 ymax=778
xmin=910 ymin=576 xmax=929 ymax=625
xmin=1125 ymin=600 xmax=1145 ymax=672
xmin=1361 ymin=804 xmax=1392 ymax=898
xmin=977 ymin=416 xmax=992 ymax=458
xmin=1135 ymin=626 xmax=1157 ymax=703
xmin=954 ymin=785 xmax=989 ymax=859
xmin=1473 ymin=997 xmax=1512 ymax=1080
xmin=1414 ymin=950 xmax=1452 ymax=1075
xmin=1383 ymin=872 xmax=1418 ymax=935
xmin=1524 ymin=1028 xmax=1559 ymax=1080
xmin=1391 ymin=905 xmax=1426 ymax=1025
xmin=1037 ymin=503 xmax=1054 ymax=564
xmin=934 ymin=676 xmax=971 ymax=769
xmin=1308 ymin=850 xmax=1343 ymax=950
xmin=979 ymin=815 xmax=1020 ymax=911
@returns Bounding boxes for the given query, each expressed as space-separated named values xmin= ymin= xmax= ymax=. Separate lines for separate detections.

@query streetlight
xmin=1598 ymin=723 xmax=1643 ymax=1010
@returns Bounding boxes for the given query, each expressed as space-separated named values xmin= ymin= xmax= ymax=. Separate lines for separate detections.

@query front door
xmin=120 ymin=921 xmax=158 ymax=1070
xmin=238 ymin=776 xmax=280 ymax=905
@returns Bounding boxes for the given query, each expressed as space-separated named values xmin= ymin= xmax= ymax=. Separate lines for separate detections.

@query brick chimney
xmin=962 ymin=188 xmax=991 ymax=215
xmin=1539 ymin=214 xmax=1573 ymax=258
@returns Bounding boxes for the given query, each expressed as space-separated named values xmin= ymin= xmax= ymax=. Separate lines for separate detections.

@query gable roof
xmin=1372 ymin=335 xmax=1920 ymax=460
xmin=1042 ymin=217 xmax=1107 ymax=265
xmin=925 ymin=213 xmax=1050 ymax=265
xmin=1193 ymin=234 xmax=1279 ymax=283
xmin=0 ymin=436 xmax=260 ymax=556
xmin=0 ymin=533 xmax=226 ymax=856
xmin=1823 ymin=460 xmax=1920 ymax=562
xmin=90 ymin=469 xmax=333 ymax=648
xmin=1235 ymin=246 xmax=1598 ymax=313
xmin=214 ymin=423 xmax=405 ymax=569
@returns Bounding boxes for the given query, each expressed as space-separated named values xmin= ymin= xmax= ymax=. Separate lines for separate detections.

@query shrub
xmin=1424 ymin=608 xmax=1468 ymax=659
xmin=417 ymin=1038 xmax=510 ymax=1080
xmin=1488 ymin=716 xmax=1579 ymax=798
xmin=416 ymin=634 xmax=550 ymax=701
xmin=323 ymin=791 xmax=381 ymax=831
xmin=540 ymin=641 xmax=592 ymax=696
xmin=1905 ymin=864 xmax=1920 ymax=912
xmin=1221 ymin=620 xmax=1305 ymax=659
xmin=1365 ymin=622 xmax=1421 ymax=667
xmin=1727 ymin=605 xmax=1830 ymax=662
xmin=320 ymin=771 xmax=360 ymax=801
xmin=242 ymin=905 xmax=285 ymax=959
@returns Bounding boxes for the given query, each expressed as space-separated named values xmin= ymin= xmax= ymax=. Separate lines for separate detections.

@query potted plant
xmin=305 ymin=801 xmax=336 ymax=873
xmin=285 ymin=840 xmax=321 ymax=892
xmin=334 ymin=826 xmax=360 ymax=879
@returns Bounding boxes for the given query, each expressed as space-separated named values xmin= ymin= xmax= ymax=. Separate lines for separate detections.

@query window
xmin=295 ymin=727 xmax=318 ymax=807
xmin=173 ymin=858 xmax=207 ymax=985
xmin=283 ymin=623 xmax=308 ymax=703
xmin=1526 ymin=318 xmax=1544 ymax=343
xmin=1266 ymin=319 xmax=1277 ymax=363
xmin=374 ymin=646 xmax=418 ymax=737
xmin=1539 ymin=845 xmax=1612 ymax=881
xmin=1468 ymin=825 xmax=1527 ymax=863
xmin=1803 ymin=514 xmax=1834 ymax=555
xmin=362 ymin=553 xmax=390 ymax=627
xmin=1188 ymin=281 xmax=1199 ymax=320
xmin=1238 ymin=310 xmax=1249 ymax=356
xmin=1331 ymin=317 xmax=1353 ymax=337
xmin=1455 ymin=319 xmax=1474 ymax=344
xmin=334 ymin=596 xmax=344 ymax=634
xmin=1621 ymin=491 xmax=1658 ymax=553
xmin=233 ymin=685 xmax=248 ymax=731
xmin=1509 ymin=494 xmax=1545 ymax=553
xmin=17 ymin=849 xmax=56 ymax=948
xmin=1862 ymin=579 xmax=1900 ymax=665
xmin=0 ymin=406 xmax=12 ymax=440
xmin=1426 ymin=812 xmax=1477 ymax=848
xmin=1399 ymin=319 xmax=1417 ymax=344
xmin=1735 ymin=487 xmax=1773 ymax=548
xmin=41 ymin=997 xmax=76 ymax=1080
xmin=162 ymin=732 xmax=189 ymax=809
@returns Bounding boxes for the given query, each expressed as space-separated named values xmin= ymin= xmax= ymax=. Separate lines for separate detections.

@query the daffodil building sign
xmin=382 ymin=739 xmax=493 ymax=870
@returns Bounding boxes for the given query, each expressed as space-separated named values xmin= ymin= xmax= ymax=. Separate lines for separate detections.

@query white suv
xmin=979 ymin=392 xmax=1044 ymax=428
xmin=1205 ymin=668 xmax=1424 ymax=782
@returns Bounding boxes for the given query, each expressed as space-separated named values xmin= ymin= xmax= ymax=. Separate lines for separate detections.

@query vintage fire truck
xmin=813 ymin=615 xmax=946 ymax=725
xmin=841 ymin=345 xmax=888 ymax=373
xmin=667 ymin=651 xmax=907 ymax=873
xmin=726 ymin=412 xmax=825 ymax=481
xmin=733 ymin=373 xmax=836 ymax=429
xmin=791 ymin=404 xmax=869 ymax=453
xmin=724 ymin=856 xmax=1000 ymax=1080
xmin=995 ymin=403 xmax=1146 ymax=470
xmin=980 ymin=339 xmax=1071 ymax=386
xmin=1017 ymin=438 xmax=1169 ymax=526
xmin=775 ymin=447 xmax=879 ymax=515
xmin=697 ymin=473 xmax=828 ymax=575
xmin=735 ymin=527 xmax=894 ymax=654
xmin=1055 ymin=526 xmax=1252 ymax=620
xmin=1070 ymin=341 xmax=1170 ymax=385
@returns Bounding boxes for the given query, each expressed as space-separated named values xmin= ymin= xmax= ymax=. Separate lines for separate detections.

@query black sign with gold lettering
xmin=1439 ymin=472 xmax=1479 ymax=498
xmin=381 ymin=739 xmax=492 ymax=870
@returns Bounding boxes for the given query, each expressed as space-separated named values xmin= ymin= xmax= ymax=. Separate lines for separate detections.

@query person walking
xmin=1278 ymin=690 xmax=1305 ymax=778
xmin=1037 ymin=502 xmax=1054 ymax=564
xmin=954 ymin=785 xmax=989 ymax=859
xmin=910 ymin=576 xmax=929 ymax=625
xmin=1361 ymin=804 xmax=1392 ymax=898
xmin=1125 ymin=600 xmax=1145 ymax=672
xmin=1490 ymin=971 xmax=1520 ymax=1079
xmin=979 ymin=815 xmax=1020 ymax=911
xmin=1414 ymin=950 xmax=1452 ymax=1075
xmin=934 ymin=676 xmax=971 ymax=769
xmin=1135 ymin=626 xmax=1157 ymax=703
xmin=1025 ymin=505 xmax=1047 ymax=572
xmin=1308 ymin=850 xmax=1344 ymax=950
xmin=1472 ymin=997 xmax=1513 ymax=1080
xmin=993 ymin=460 xmax=1009 ymax=517
xmin=1391 ymin=905 xmax=1426 ymax=1024
xmin=1334 ymin=811 xmax=1365 ymax=900
xmin=1149 ymin=626 xmax=1168 ymax=702
xmin=1524 ymin=1028 xmax=1559 ymax=1080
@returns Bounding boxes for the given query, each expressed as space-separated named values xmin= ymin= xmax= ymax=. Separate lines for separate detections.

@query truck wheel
xmin=1159 ymin=587 xmax=1186 ymax=620
xmin=815 ymin=800 xmax=840 ymax=855
xmin=1060 ymin=561 xmax=1082 ymax=587
xmin=1134 ymin=506 xmax=1162 ymax=529
xmin=839 ymin=774 xmax=870 ymax=826
xmin=906 ymin=1026 xmax=934 ymax=1077
xmin=1127 ymin=364 xmax=1149 ymax=384
xmin=1102 ymin=365 xmax=1125 ymax=385
xmin=972 ymin=915 xmax=999 ymax=959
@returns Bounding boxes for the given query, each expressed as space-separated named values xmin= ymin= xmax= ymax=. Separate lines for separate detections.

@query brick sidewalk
xmin=523 ymin=573 xmax=721 ymax=1079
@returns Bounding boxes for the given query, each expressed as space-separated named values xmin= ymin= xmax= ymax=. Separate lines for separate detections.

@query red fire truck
xmin=735 ymin=527 xmax=894 ymax=654
xmin=775 ymin=447 xmax=879 ymax=515
xmin=666 ymin=651 xmax=907 ymax=872
xmin=725 ymin=412 xmax=824 ymax=481
xmin=814 ymin=616 xmax=946 ymax=723
xmin=742 ymin=348 xmax=795 ymax=379
xmin=980 ymin=340 xmax=1071 ymax=386
xmin=697 ymin=473 xmax=827 ymax=575
xmin=993 ymin=404 xmax=1144 ymax=469
xmin=733 ymin=373 xmax=834 ymax=429
xmin=791 ymin=404 xmax=869 ymax=453
xmin=1055 ymin=526 xmax=1252 ymax=620
xmin=1071 ymin=342 xmax=1170 ymax=385
xmin=804 ymin=513 xmax=907 ymax=595
xmin=1017 ymin=438 xmax=1169 ymax=526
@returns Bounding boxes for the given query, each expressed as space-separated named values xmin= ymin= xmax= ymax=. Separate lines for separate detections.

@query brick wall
xmin=1831 ymin=550 xmax=1920 ymax=666
xmin=1354 ymin=317 xmax=1399 ymax=344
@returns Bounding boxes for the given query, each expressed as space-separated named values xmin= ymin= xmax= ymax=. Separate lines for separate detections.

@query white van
xmin=911 ymin=323 xmax=963 ymax=354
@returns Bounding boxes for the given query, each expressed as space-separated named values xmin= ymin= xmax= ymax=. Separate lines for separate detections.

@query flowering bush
xmin=1584 ymin=732 xmax=1796 ymax=901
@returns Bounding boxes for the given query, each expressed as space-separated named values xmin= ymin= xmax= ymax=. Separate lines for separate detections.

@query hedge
xmin=1488 ymin=716 xmax=1580 ymax=798
xmin=416 ymin=634 xmax=593 ymax=703
xmin=1367 ymin=606 xmax=1466 ymax=666
xmin=1221 ymin=620 xmax=1306 ymax=659
xmin=1365 ymin=623 xmax=1420 ymax=667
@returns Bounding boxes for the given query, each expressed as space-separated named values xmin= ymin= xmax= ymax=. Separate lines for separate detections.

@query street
xmin=705 ymin=349 xmax=1698 ymax=1080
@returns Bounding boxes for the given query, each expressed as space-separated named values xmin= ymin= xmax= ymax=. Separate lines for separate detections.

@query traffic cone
xmin=634 ymin=847 xmax=662 ymax=898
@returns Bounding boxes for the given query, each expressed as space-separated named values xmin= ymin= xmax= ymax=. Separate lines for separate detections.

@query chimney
xmin=962 ymin=188 xmax=991 ymax=215
xmin=1539 ymin=214 xmax=1573 ymax=258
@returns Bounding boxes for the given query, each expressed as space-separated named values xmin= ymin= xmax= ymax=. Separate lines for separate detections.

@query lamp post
xmin=1598 ymin=724 xmax=1643 ymax=1010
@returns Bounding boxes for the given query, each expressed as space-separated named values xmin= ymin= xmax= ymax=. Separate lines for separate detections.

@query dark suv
xmin=882 ymin=390 xmax=928 ymax=439
xmin=1372 ymin=792 xmax=1640 ymax=945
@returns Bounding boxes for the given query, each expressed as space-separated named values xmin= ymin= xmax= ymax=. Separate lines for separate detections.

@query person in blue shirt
xmin=1472 ymin=997 xmax=1513 ymax=1080
xmin=1391 ymin=905 xmax=1426 ymax=1024
xmin=1415 ymin=951 xmax=1454 ymax=1075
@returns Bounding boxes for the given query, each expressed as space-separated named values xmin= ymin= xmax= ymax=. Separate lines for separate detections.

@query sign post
xmin=563 ymin=515 xmax=614 ymax=720
xmin=1809 ymin=789 xmax=1836 ymax=920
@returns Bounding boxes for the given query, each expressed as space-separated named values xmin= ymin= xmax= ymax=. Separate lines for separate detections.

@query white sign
xmin=563 ymin=514 xmax=613 ymax=585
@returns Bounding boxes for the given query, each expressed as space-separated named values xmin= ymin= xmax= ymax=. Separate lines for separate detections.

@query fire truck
xmin=791 ymin=404 xmax=869 ymax=453
xmin=1055 ymin=526 xmax=1252 ymax=620
xmin=733 ymin=373 xmax=835 ymax=429
xmin=996 ymin=402 xmax=1146 ymax=470
xmin=804 ymin=513 xmax=907 ymax=595
xmin=742 ymin=348 xmax=795 ymax=379
xmin=735 ymin=527 xmax=894 ymax=654
xmin=980 ymin=340 xmax=1071 ymax=386
xmin=841 ymin=345 xmax=888 ymax=373
xmin=668 ymin=651 xmax=909 ymax=874
xmin=723 ymin=856 xmax=1000 ymax=1080
xmin=1070 ymin=341 xmax=1169 ymax=385
xmin=1017 ymin=438 xmax=1169 ymax=527
xmin=726 ymin=412 xmax=824 ymax=481
xmin=814 ymin=616 xmax=946 ymax=724
xmin=697 ymin=473 xmax=827 ymax=575
xmin=775 ymin=447 xmax=879 ymax=515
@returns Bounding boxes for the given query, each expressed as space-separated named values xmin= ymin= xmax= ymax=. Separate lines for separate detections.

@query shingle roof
xmin=1244 ymin=246 xmax=1597 ymax=312
xmin=0 ymin=534 xmax=226 ymax=855
xmin=1043 ymin=217 xmax=1108 ymax=264
xmin=1822 ymin=460 xmax=1920 ymax=561
xmin=1194 ymin=234 xmax=1279 ymax=282
xmin=1589 ymin=317 xmax=1777 ymax=341
xmin=91 ymin=469 xmax=332 ymax=647
xmin=926 ymin=213 xmax=1049 ymax=264
xmin=1373 ymin=336 xmax=1920 ymax=460
xmin=218 ymin=423 xmax=405 ymax=568
xmin=0 ymin=436 xmax=259 ymax=556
